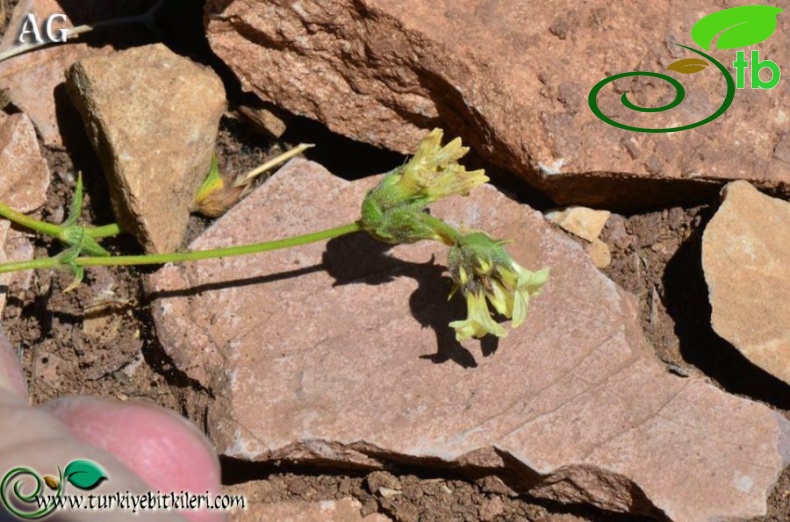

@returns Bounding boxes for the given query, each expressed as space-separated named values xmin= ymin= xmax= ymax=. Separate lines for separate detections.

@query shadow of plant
xmin=323 ymin=231 xmax=499 ymax=369
xmin=149 ymin=229 xmax=503 ymax=369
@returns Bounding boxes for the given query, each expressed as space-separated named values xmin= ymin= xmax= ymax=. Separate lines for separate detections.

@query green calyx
xmin=359 ymin=128 xmax=487 ymax=245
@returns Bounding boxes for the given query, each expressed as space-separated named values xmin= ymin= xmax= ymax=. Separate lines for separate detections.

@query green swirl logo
xmin=1 ymin=460 xmax=107 ymax=519
xmin=588 ymin=5 xmax=782 ymax=133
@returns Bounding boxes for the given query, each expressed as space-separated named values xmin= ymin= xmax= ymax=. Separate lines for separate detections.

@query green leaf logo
xmin=667 ymin=57 xmax=709 ymax=74
xmin=692 ymin=5 xmax=783 ymax=50
xmin=63 ymin=460 xmax=107 ymax=490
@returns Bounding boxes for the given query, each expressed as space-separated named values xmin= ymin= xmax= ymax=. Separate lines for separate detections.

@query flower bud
xmin=360 ymin=129 xmax=488 ymax=245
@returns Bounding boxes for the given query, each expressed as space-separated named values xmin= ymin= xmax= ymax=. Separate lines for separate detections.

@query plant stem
xmin=421 ymin=214 xmax=461 ymax=246
xmin=87 ymin=223 xmax=122 ymax=239
xmin=0 ymin=202 xmax=62 ymax=237
xmin=0 ymin=221 xmax=362 ymax=274
xmin=0 ymin=256 xmax=62 ymax=274
xmin=80 ymin=221 xmax=361 ymax=266
xmin=0 ymin=201 xmax=121 ymax=240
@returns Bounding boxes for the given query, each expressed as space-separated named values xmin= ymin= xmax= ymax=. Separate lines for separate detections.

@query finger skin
xmin=45 ymin=397 xmax=226 ymax=522
xmin=0 ymin=327 xmax=26 ymax=398
xmin=0 ymin=390 xmax=188 ymax=521
xmin=0 ymin=330 xmax=225 ymax=521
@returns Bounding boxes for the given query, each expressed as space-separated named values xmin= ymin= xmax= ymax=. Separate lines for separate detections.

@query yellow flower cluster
xmin=360 ymin=129 xmax=549 ymax=341
xmin=448 ymin=232 xmax=549 ymax=341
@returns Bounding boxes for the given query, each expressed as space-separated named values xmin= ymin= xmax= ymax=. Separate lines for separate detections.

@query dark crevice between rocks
xmin=282 ymin=117 xmax=406 ymax=180
xmin=538 ymin=172 xmax=725 ymax=213
xmin=154 ymin=0 xmax=212 ymax=62
xmin=663 ymin=205 xmax=790 ymax=410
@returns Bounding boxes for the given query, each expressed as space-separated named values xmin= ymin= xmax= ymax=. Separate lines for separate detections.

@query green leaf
xmin=61 ymin=226 xmax=111 ymax=257
xmin=195 ymin=154 xmax=224 ymax=204
xmin=64 ymin=173 xmax=84 ymax=227
xmin=692 ymin=5 xmax=783 ymax=50
xmin=63 ymin=460 xmax=107 ymax=490
xmin=667 ymin=57 xmax=709 ymax=74
xmin=63 ymin=263 xmax=85 ymax=293
xmin=79 ymin=234 xmax=111 ymax=257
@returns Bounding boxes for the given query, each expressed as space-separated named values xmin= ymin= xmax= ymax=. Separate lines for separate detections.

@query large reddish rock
xmin=702 ymin=181 xmax=790 ymax=385
xmin=205 ymin=0 xmax=790 ymax=207
xmin=0 ymin=112 xmax=51 ymax=312
xmin=0 ymin=113 xmax=50 ymax=213
xmin=149 ymin=159 xmax=790 ymax=521
xmin=67 ymin=44 xmax=226 ymax=254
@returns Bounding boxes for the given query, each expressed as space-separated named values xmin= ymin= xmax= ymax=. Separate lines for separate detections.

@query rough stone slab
xmin=702 ymin=181 xmax=790 ymax=385
xmin=0 ymin=0 xmax=122 ymax=146
xmin=0 ymin=113 xmax=50 ymax=212
xmin=205 ymin=0 xmax=790 ymax=207
xmin=0 ymin=223 xmax=36 ymax=314
xmin=67 ymin=43 xmax=226 ymax=254
xmin=0 ymin=112 xmax=51 ymax=313
xmin=149 ymin=159 xmax=790 ymax=521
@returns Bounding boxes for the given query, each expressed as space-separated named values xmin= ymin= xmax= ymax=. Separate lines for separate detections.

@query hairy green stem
xmin=87 ymin=223 xmax=122 ymax=239
xmin=0 ymin=202 xmax=121 ymax=240
xmin=0 ymin=256 xmax=64 ymax=274
xmin=0 ymin=222 xmax=362 ymax=274
xmin=0 ymin=202 xmax=62 ymax=237
xmin=421 ymin=213 xmax=461 ymax=246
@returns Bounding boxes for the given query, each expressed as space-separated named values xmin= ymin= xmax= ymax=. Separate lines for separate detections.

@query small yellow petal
xmin=485 ymin=279 xmax=513 ymax=317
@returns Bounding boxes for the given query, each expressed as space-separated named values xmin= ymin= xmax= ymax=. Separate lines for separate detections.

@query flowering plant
xmin=0 ymin=129 xmax=548 ymax=340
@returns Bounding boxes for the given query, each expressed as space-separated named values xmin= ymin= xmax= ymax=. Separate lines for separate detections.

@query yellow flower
xmin=399 ymin=129 xmax=489 ymax=202
xmin=447 ymin=231 xmax=549 ymax=339
xmin=360 ymin=129 xmax=488 ymax=245
xmin=449 ymin=290 xmax=508 ymax=341
xmin=495 ymin=262 xmax=550 ymax=327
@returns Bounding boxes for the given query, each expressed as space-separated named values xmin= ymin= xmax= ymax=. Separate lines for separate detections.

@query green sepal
xmin=64 ymin=173 xmax=84 ymax=227
xmin=195 ymin=154 xmax=224 ymax=205
xmin=60 ymin=226 xmax=111 ymax=257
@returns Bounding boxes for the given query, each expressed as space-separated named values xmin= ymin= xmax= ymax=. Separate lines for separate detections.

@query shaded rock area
xmin=204 ymin=0 xmax=790 ymax=208
xmin=149 ymin=159 xmax=790 ymax=522
xmin=702 ymin=181 xmax=790 ymax=386
xmin=0 ymin=112 xmax=50 ymax=312
xmin=66 ymin=43 xmax=225 ymax=254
